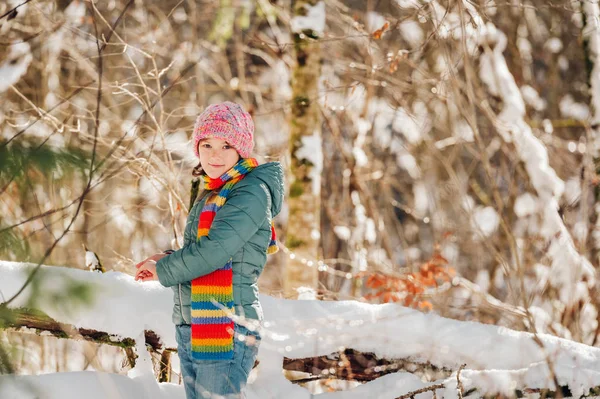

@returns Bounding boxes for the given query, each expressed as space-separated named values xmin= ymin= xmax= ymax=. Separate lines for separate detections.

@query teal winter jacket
xmin=155 ymin=162 xmax=284 ymax=326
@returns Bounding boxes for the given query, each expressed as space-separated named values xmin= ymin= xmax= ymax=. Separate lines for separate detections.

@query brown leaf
xmin=383 ymin=292 xmax=398 ymax=303
xmin=372 ymin=22 xmax=389 ymax=40
xmin=432 ymin=253 xmax=449 ymax=265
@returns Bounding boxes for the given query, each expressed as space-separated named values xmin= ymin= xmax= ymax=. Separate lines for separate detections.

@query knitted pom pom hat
xmin=193 ymin=102 xmax=254 ymax=159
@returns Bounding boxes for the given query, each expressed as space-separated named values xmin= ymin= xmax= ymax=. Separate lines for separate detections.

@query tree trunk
xmin=319 ymin=112 xmax=354 ymax=295
xmin=581 ymin=0 xmax=600 ymax=267
xmin=285 ymin=0 xmax=324 ymax=297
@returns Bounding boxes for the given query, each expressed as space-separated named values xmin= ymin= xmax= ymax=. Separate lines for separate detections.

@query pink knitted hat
xmin=192 ymin=102 xmax=254 ymax=159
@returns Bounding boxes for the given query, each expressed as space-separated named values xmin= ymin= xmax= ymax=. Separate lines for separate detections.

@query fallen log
xmin=4 ymin=308 xmax=163 ymax=351
xmin=282 ymin=349 xmax=452 ymax=382
xmin=5 ymin=308 xmax=443 ymax=382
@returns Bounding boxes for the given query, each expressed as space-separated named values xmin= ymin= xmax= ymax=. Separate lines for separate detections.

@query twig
xmin=1 ymin=85 xmax=83 ymax=147
xmin=395 ymin=383 xmax=445 ymax=399
xmin=0 ymin=0 xmax=34 ymax=21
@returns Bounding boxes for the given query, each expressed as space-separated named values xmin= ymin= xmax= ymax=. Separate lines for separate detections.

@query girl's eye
xmin=201 ymin=143 xmax=211 ymax=149
xmin=223 ymin=145 xmax=232 ymax=150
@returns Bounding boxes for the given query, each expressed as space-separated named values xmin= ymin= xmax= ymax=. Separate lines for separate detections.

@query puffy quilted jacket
xmin=155 ymin=162 xmax=284 ymax=326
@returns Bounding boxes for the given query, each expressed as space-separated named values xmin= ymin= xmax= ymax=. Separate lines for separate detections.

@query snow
xmin=258 ymin=59 xmax=292 ymax=102
xmin=127 ymin=331 xmax=156 ymax=379
xmin=559 ymin=95 xmax=590 ymax=121
xmin=391 ymin=103 xmax=430 ymax=145
xmin=350 ymin=191 xmax=371 ymax=247
xmin=296 ymin=286 xmax=317 ymax=300
xmin=84 ymin=250 xmax=100 ymax=272
xmin=366 ymin=11 xmax=386 ymax=32
xmin=520 ymin=85 xmax=546 ymax=111
xmin=397 ymin=150 xmax=421 ymax=179
xmin=474 ymin=270 xmax=490 ymax=293
xmin=399 ymin=20 xmax=425 ymax=48
xmin=365 ymin=218 xmax=376 ymax=244
xmin=564 ymin=176 xmax=582 ymax=205
xmin=452 ymin=119 xmax=475 ymax=142
xmin=544 ymin=37 xmax=563 ymax=54
xmin=0 ymin=372 xmax=184 ymax=399
xmin=64 ymin=0 xmax=87 ymax=26
xmin=290 ymin=1 xmax=326 ymax=37
xmin=3 ymin=261 xmax=600 ymax=397
xmin=413 ymin=182 xmax=429 ymax=218
xmin=514 ymin=193 xmax=537 ymax=217
xmin=485 ymin=0 xmax=498 ymax=16
xmin=394 ymin=0 xmax=421 ymax=8
xmin=161 ymin=130 xmax=196 ymax=165
xmin=429 ymin=1 xmax=450 ymax=39
xmin=441 ymin=243 xmax=459 ymax=265
xmin=334 ymin=226 xmax=351 ymax=241
xmin=352 ymin=147 xmax=369 ymax=167
xmin=365 ymin=98 xmax=395 ymax=149
xmin=109 ymin=206 xmax=136 ymax=236
xmin=463 ymin=199 xmax=501 ymax=239
xmin=0 ymin=43 xmax=33 ymax=94
xmin=471 ymin=206 xmax=500 ymax=237
xmin=479 ymin=22 xmax=595 ymax=306
xmin=295 ymin=130 xmax=323 ymax=195
xmin=139 ymin=176 xmax=164 ymax=206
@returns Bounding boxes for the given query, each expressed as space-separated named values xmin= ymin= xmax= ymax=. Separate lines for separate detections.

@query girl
xmin=135 ymin=101 xmax=284 ymax=399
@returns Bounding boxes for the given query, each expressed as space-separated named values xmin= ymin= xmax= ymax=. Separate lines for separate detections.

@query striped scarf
xmin=191 ymin=158 xmax=278 ymax=360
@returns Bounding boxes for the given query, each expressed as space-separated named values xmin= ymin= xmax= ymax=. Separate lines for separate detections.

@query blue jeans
xmin=175 ymin=324 xmax=260 ymax=399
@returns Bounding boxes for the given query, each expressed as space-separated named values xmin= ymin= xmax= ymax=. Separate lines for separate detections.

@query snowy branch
xmin=478 ymin=22 xmax=595 ymax=306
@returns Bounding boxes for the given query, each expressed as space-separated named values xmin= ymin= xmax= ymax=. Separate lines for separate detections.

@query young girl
xmin=134 ymin=101 xmax=284 ymax=399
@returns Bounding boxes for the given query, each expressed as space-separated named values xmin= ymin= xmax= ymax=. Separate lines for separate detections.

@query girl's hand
xmin=135 ymin=262 xmax=158 ymax=281
xmin=134 ymin=253 xmax=168 ymax=282
xmin=136 ymin=270 xmax=155 ymax=281
xmin=134 ymin=253 xmax=167 ymax=269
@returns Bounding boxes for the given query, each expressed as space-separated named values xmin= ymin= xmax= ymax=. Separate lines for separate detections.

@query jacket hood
xmin=249 ymin=162 xmax=284 ymax=217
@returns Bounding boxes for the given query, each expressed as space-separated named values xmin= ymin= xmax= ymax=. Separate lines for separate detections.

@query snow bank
xmin=2 ymin=261 xmax=600 ymax=398
xmin=0 ymin=371 xmax=184 ymax=399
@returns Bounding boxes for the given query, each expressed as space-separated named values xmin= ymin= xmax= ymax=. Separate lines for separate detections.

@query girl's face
xmin=197 ymin=137 xmax=240 ymax=178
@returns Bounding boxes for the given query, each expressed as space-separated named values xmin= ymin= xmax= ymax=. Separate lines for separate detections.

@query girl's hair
xmin=192 ymin=160 xmax=204 ymax=178
xmin=189 ymin=159 xmax=203 ymax=210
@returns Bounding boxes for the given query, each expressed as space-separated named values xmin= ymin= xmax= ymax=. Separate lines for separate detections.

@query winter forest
xmin=2 ymin=0 xmax=600 ymax=397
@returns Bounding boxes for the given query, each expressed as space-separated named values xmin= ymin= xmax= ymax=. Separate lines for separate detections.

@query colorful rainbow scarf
xmin=191 ymin=158 xmax=278 ymax=360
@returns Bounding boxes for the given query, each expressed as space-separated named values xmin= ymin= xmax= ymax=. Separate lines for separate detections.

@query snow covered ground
xmin=1 ymin=261 xmax=600 ymax=398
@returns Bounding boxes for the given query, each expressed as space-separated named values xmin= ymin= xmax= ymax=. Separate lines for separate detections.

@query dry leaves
xmin=359 ymin=252 xmax=455 ymax=310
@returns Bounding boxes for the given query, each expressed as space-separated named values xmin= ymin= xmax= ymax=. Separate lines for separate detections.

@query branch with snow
xmin=478 ymin=23 xmax=596 ymax=308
